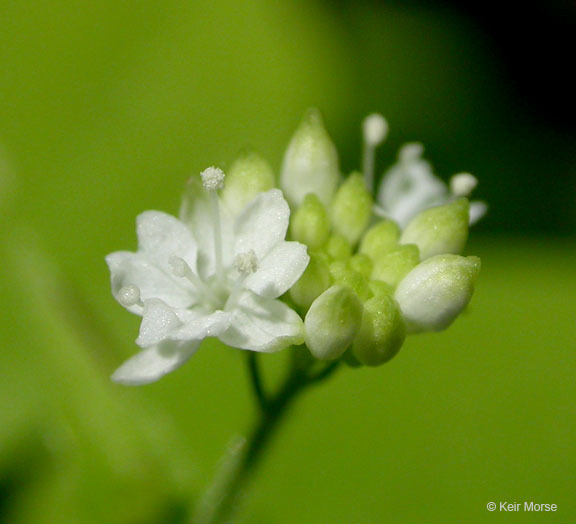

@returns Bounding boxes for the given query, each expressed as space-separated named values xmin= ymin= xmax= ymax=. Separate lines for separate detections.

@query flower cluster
xmin=107 ymin=110 xmax=483 ymax=384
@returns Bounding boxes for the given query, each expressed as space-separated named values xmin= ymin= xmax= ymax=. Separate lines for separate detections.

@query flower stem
xmin=246 ymin=352 xmax=268 ymax=412
xmin=193 ymin=352 xmax=340 ymax=524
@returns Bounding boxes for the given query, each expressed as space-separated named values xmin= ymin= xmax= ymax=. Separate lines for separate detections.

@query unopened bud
xmin=371 ymin=244 xmax=420 ymax=288
xmin=290 ymin=193 xmax=331 ymax=249
xmin=221 ymin=151 xmax=274 ymax=216
xmin=400 ymin=198 xmax=469 ymax=260
xmin=280 ymin=109 xmax=340 ymax=207
xmin=331 ymin=172 xmax=373 ymax=245
xmin=348 ymin=254 xmax=373 ymax=279
xmin=394 ymin=254 xmax=481 ymax=333
xmin=369 ymin=280 xmax=394 ymax=297
xmin=305 ymin=285 xmax=363 ymax=360
xmin=329 ymin=261 xmax=372 ymax=302
xmin=352 ymin=295 xmax=406 ymax=366
xmin=290 ymin=252 xmax=333 ymax=310
xmin=324 ymin=234 xmax=352 ymax=261
xmin=359 ymin=219 xmax=400 ymax=260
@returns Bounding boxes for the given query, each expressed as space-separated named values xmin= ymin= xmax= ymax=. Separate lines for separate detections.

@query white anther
xmin=450 ymin=172 xmax=478 ymax=197
xmin=399 ymin=143 xmax=424 ymax=163
xmin=234 ymin=249 xmax=259 ymax=274
xmin=118 ymin=285 xmax=142 ymax=307
xmin=363 ymin=113 xmax=388 ymax=146
xmin=169 ymin=255 xmax=191 ymax=277
xmin=200 ymin=166 xmax=225 ymax=191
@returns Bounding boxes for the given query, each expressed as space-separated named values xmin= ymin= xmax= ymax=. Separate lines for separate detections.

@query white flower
xmin=106 ymin=169 xmax=309 ymax=385
xmin=375 ymin=143 xmax=487 ymax=227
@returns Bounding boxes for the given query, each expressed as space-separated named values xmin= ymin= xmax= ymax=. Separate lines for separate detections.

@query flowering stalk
xmin=193 ymin=351 xmax=339 ymax=524
xmin=105 ymin=109 xmax=486 ymax=523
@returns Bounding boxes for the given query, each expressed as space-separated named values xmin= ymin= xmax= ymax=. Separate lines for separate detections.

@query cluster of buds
xmin=278 ymin=109 xmax=483 ymax=366
xmin=107 ymin=109 xmax=484 ymax=385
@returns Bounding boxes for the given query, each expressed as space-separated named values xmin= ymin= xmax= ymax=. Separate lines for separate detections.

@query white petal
xmin=137 ymin=211 xmax=198 ymax=272
xmin=136 ymin=298 xmax=183 ymax=347
xmin=243 ymin=241 xmax=309 ymax=299
xmin=234 ymin=189 xmax=290 ymax=260
xmin=111 ymin=340 xmax=200 ymax=386
xmin=106 ymin=251 xmax=194 ymax=314
xmin=172 ymin=309 xmax=232 ymax=341
xmin=220 ymin=291 xmax=304 ymax=352
xmin=378 ymin=146 xmax=448 ymax=227
xmin=469 ymin=201 xmax=488 ymax=225
xmin=136 ymin=299 xmax=232 ymax=347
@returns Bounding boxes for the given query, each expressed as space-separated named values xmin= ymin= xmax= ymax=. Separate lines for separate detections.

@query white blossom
xmin=106 ymin=174 xmax=309 ymax=385
xmin=376 ymin=143 xmax=487 ymax=227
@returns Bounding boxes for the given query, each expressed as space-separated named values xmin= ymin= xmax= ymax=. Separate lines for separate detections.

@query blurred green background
xmin=1 ymin=0 xmax=575 ymax=522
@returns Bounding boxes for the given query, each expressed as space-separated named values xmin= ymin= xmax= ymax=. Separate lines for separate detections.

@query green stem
xmin=246 ymin=352 xmax=268 ymax=412
xmin=193 ymin=353 xmax=340 ymax=524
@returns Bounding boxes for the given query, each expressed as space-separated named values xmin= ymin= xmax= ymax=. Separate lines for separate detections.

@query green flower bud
xmin=289 ymin=193 xmax=331 ymax=249
xmin=369 ymin=280 xmax=394 ymax=297
xmin=352 ymin=295 xmax=406 ymax=366
xmin=371 ymin=244 xmax=420 ymax=288
xmin=400 ymin=198 xmax=469 ymax=260
xmin=359 ymin=219 xmax=400 ymax=260
xmin=305 ymin=285 xmax=363 ymax=360
xmin=324 ymin=234 xmax=352 ymax=261
xmin=329 ymin=261 xmax=372 ymax=302
xmin=280 ymin=109 xmax=340 ymax=207
xmin=331 ymin=172 xmax=373 ymax=245
xmin=349 ymin=254 xmax=373 ymax=279
xmin=290 ymin=252 xmax=333 ymax=310
xmin=394 ymin=254 xmax=481 ymax=333
xmin=221 ymin=150 xmax=274 ymax=216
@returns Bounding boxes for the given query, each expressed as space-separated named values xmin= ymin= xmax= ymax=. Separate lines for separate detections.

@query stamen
xmin=450 ymin=172 xmax=478 ymax=197
xmin=362 ymin=113 xmax=388 ymax=193
xmin=118 ymin=285 xmax=143 ymax=307
xmin=226 ymin=250 xmax=259 ymax=310
xmin=200 ymin=166 xmax=225 ymax=191
xmin=210 ymin=190 xmax=223 ymax=276
xmin=363 ymin=113 xmax=388 ymax=147
xmin=234 ymin=249 xmax=259 ymax=275
xmin=169 ymin=255 xmax=220 ymax=306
